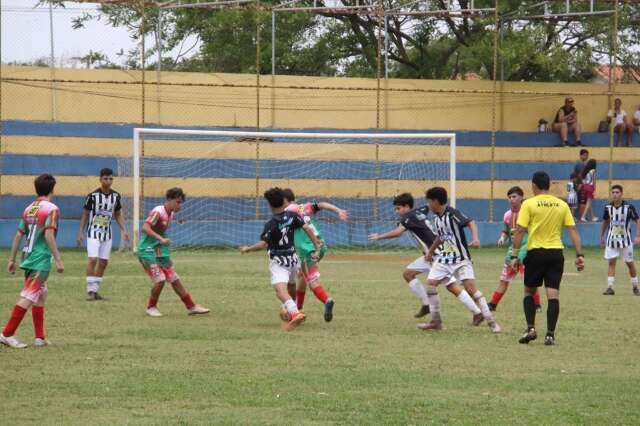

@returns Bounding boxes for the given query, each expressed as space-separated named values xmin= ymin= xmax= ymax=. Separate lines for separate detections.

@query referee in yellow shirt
xmin=511 ymin=171 xmax=585 ymax=346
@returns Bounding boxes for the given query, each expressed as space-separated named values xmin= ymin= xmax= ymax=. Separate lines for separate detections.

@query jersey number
xmin=279 ymin=227 xmax=289 ymax=246
xmin=23 ymin=224 xmax=37 ymax=254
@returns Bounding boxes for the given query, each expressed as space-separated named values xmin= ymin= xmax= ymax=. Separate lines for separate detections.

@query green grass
xmin=1 ymin=247 xmax=639 ymax=425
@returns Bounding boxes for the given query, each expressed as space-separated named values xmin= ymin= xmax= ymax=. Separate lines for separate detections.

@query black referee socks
xmin=523 ymin=295 xmax=536 ymax=329
xmin=547 ymin=299 xmax=559 ymax=336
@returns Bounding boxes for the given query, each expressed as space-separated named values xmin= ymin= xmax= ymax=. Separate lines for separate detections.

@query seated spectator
xmin=579 ymin=159 xmax=598 ymax=223
xmin=553 ymin=97 xmax=583 ymax=147
xmin=607 ymin=98 xmax=633 ymax=147
xmin=633 ymin=104 xmax=640 ymax=145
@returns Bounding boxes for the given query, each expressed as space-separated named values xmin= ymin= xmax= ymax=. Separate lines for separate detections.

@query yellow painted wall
xmin=2 ymin=65 xmax=639 ymax=131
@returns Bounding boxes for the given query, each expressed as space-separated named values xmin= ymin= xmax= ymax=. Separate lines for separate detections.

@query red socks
xmin=533 ymin=292 xmax=541 ymax=307
xmin=181 ymin=294 xmax=195 ymax=310
xmin=296 ymin=290 xmax=306 ymax=310
xmin=312 ymin=286 xmax=329 ymax=304
xmin=3 ymin=305 xmax=27 ymax=337
xmin=490 ymin=291 xmax=504 ymax=306
xmin=32 ymin=306 xmax=45 ymax=339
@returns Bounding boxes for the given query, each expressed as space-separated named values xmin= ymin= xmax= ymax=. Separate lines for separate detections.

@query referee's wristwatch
xmin=576 ymin=253 xmax=585 ymax=258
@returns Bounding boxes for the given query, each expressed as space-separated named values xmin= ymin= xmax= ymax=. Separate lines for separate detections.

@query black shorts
xmin=523 ymin=249 xmax=564 ymax=290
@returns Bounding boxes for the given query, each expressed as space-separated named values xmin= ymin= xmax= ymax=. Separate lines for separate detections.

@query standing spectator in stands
xmin=580 ymin=159 xmax=598 ymax=223
xmin=573 ymin=149 xmax=589 ymax=176
xmin=607 ymin=98 xmax=633 ymax=147
xmin=553 ymin=97 xmax=583 ymax=147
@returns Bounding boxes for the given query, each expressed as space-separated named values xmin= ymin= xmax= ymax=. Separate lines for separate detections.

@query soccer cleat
xmin=518 ymin=328 xmax=537 ymax=344
xmin=536 ymin=305 xmax=543 ymax=313
xmin=488 ymin=320 xmax=501 ymax=334
xmin=488 ymin=303 xmax=497 ymax=312
xmin=414 ymin=304 xmax=431 ymax=318
xmin=188 ymin=305 xmax=210 ymax=315
xmin=417 ymin=320 xmax=443 ymax=331
xmin=603 ymin=287 xmax=615 ymax=296
xmin=93 ymin=292 xmax=105 ymax=301
xmin=0 ymin=334 xmax=27 ymax=349
xmin=472 ymin=313 xmax=484 ymax=326
xmin=544 ymin=334 xmax=555 ymax=346
xmin=284 ymin=312 xmax=306 ymax=331
xmin=146 ymin=307 xmax=163 ymax=317
xmin=633 ymin=287 xmax=640 ymax=296
xmin=34 ymin=338 xmax=51 ymax=347
xmin=324 ymin=299 xmax=335 ymax=322
xmin=86 ymin=292 xmax=97 ymax=301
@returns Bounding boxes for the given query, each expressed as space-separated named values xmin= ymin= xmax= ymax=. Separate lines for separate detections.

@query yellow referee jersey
xmin=517 ymin=194 xmax=576 ymax=250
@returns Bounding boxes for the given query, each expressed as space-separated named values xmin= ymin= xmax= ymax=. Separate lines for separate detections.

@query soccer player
xmin=511 ymin=171 xmax=584 ymax=346
xmin=1 ymin=174 xmax=64 ymax=349
xmin=422 ymin=187 xmax=501 ymax=333
xmin=138 ymin=187 xmax=209 ymax=317
xmin=600 ymin=185 xmax=640 ymax=296
xmin=488 ymin=186 xmax=541 ymax=312
xmin=368 ymin=192 xmax=438 ymax=318
xmin=282 ymin=188 xmax=348 ymax=322
xmin=77 ymin=168 xmax=129 ymax=301
xmin=240 ymin=187 xmax=323 ymax=331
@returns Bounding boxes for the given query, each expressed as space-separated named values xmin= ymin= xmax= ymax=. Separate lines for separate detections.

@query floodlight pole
xmin=271 ymin=10 xmax=276 ymax=76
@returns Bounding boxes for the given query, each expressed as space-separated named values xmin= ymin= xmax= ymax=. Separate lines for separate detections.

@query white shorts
xmin=269 ymin=260 xmax=299 ymax=286
xmin=604 ymin=245 xmax=634 ymax=263
xmin=427 ymin=260 xmax=475 ymax=283
xmin=87 ymin=238 xmax=113 ymax=260
xmin=406 ymin=256 xmax=432 ymax=274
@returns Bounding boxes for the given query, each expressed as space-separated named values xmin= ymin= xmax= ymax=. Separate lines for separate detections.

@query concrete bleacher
xmin=1 ymin=120 xmax=638 ymax=247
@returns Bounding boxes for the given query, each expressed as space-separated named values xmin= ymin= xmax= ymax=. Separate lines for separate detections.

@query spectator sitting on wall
xmin=607 ymin=98 xmax=633 ymax=147
xmin=632 ymin=104 xmax=640 ymax=144
xmin=553 ymin=97 xmax=583 ymax=147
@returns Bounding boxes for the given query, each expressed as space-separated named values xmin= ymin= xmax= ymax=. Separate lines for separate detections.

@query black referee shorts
xmin=523 ymin=249 xmax=564 ymax=290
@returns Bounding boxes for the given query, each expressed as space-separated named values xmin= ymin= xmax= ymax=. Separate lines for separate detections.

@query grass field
xmin=1 ymin=247 xmax=639 ymax=425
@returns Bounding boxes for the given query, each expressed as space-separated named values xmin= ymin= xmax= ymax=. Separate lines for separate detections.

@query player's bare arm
xmin=240 ymin=240 xmax=268 ymax=253
xmin=7 ymin=230 xmax=24 ymax=274
xmin=468 ymin=221 xmax=481 ymax=248
xmin=77 ymin=209 xmax=89 ymax=244
xmin=425 ymin=236 xmax=442 ymax=262
xmin=600 ymin=218 xmax=610 ymax=248
xmin=368 ymin=225 xmax=405 ymax=241
xmin=142 ymin=222 xmax=170 ymax=245
xmin=115 ymin=209 xmax=130 ymax=242
xmin=302 ymin=223 xmax=324 ymax=260
xmin=567 ymin=226 xmax=585 ymax=271
xmin=45 ymin=228 xmax=64 ymax=273
xmin=497 ymin=228 xmax=508 ymax=247
xmin=510 ymin=225 xmax=526 ymax=271
xmin=317 ymin=201 xmax=349 ymax=221
xmin=634 ymin=218 xmax=640 ymax=246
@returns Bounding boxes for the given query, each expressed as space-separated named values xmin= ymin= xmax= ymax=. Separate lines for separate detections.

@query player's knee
xmin=402 ymin=270 xmax=416 ymax=282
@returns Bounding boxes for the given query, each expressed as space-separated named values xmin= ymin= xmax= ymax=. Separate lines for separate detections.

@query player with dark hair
xmin=77 ymin=167 xmax=129 ymax=301
xmin=488 ymin=186 xmax=541 ymax=312
xmin=511 ymin=171 xmax=584 ymax=346
xmin=368 ymin=192 xmax=439 ymax=318
xmin=1 ymin=174 xmax=64 ymax=349
xmin=138 ymin=187 xmax=209 ymax=317
xmin=422 ymin=187 xmax=501 ymax=333
xmin=240 ymin=187 xmax=323 ymax=331
xmin=282 ymin=188 xmax=348 ymax=322
xmin=601 ymin=185 xmax=640 ymax=296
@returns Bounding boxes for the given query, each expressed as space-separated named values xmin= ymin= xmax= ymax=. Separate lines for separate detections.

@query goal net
xmin=118 ymin=129 xmax=456 ymax=252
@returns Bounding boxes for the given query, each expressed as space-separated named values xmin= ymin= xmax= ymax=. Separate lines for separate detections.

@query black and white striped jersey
xmin=398 ymin=206 xmax=441 ymax=256
xmin=83 ymin=189 xmax=122 ymax=241
xmin=432 ymin=206 xmax=472 ymax=264
xmin=603 ymin=201 xmax=639 ymax=249
xmin=261 ymin=211 xmax=306 ymax=266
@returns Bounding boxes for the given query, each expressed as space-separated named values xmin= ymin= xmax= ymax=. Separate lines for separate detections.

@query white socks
xmin=457 ymin=290 xmax=481 ymax=315
xmin=607 ymin=276 xmax=615 ymax=289
xmin=86 ymin=276 xmax=102 ymax=293
xmin=409 ymin=279 xmax=430 ymax=306
xmin=631 ymin=276 xmax=638 ymax=288
xmin=472 ymin=291 xmax=494 ymax=320
xmin=427 ymin=288 xmax=441 ymax=322
xmin=283 ymin=299 xmax=298 ymax=316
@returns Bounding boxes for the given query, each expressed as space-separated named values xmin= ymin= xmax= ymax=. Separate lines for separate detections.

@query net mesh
xmin=118 ymin=130 xmax=454 ymax=252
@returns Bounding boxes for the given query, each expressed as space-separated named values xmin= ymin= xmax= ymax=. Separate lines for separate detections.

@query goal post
xmin=127 ymin=128 xmax=456 ymax=251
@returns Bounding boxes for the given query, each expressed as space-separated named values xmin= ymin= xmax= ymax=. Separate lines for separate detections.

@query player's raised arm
xmin=317 ymin=201 xmax=348 ymax=221
xmin=142 ymin=221 xmax=170 ymax=245
xmin=240 ymin=240 xmax=268 ymax=253
xmin=7 ymin=230 xmax=24 ymax=274
xmin=368 ymin=225 xmax=405 ymax=241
